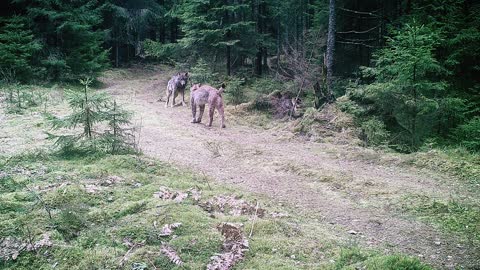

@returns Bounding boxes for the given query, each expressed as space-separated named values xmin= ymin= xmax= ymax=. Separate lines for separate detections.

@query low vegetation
xmin=0 ymin=152 xmax=433 ymax=269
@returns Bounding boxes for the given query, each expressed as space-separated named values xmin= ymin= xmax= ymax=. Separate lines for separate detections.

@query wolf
xmin=190 ymin=83 xmax=226 ymax=128
xmin=165 ymin=72 xmax=189 ymax=107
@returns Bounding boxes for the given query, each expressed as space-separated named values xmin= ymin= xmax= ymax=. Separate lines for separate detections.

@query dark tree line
xmin=1 ymin=0 xmax=479 ymax=151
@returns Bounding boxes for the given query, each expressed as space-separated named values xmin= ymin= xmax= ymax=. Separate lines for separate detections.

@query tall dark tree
xmin=326 ymin=0 xmax=336 ymax=96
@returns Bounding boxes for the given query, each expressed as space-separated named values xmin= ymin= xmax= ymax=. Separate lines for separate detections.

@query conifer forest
xmin=0 ymin=1 xmax=479 ymax=269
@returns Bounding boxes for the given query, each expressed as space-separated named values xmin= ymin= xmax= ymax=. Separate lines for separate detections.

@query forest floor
xmin=102 ymin=65 xmax=479 ymax=269
xmin=1 ymin=65 xmax=479 ymax=269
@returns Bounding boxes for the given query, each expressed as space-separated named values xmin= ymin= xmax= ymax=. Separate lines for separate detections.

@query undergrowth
xmin=0 ymin=152 xmax=434 ymax=269
xmin=400 ymin=195 xmax=480 ymax=243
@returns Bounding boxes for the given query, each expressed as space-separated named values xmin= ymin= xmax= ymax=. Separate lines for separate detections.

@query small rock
xmin=435 ymin=241 xmax=441 ymax=246
xmin=348 ymin=230 xmax=359 ymax=235
xmin=290 ymin=255 xmax=296 ymax=259
xmin=456 ymin=244 xmax=463 ymax=249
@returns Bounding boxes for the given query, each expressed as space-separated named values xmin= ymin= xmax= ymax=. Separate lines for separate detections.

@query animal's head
xmin=190 ymin=83 xmax=201 ymax=92
xmin=177 ymin=72 xmax=189 ymax=87
xmin=218 ymin=83 xmax=226 ymax=95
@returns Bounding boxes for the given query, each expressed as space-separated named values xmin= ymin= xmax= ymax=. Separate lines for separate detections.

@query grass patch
xmin=409 ymin=148 xmax=480 ymax=185
xmin=1 ymin=153 xmax=337 ymax=269
xmin=401 ymin=195 xmax=480 ymax=243
xmin=331 ymin=247 xmax=432 ymax=270
xmin=1 ymin=151 xmax=435 ymax=269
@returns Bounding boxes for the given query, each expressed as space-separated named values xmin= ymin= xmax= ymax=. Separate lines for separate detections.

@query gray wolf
xmin=190 ymin=83 xmax=226 ymax=128
xmin=166 ymin=72 xmax=189 ymax=107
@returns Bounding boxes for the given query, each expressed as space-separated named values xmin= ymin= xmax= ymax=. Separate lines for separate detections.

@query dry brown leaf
xmin=153 ymin=186 xmax=188 ymax=202
xmin=158 ymin=223 xmax=182 ymax=237
xmin=207 ymin=223 xmax=249 ymax=270
xmin=160 ymin=243 xmax=183 ymax=266
xmin=0 ymin=233 xmax=53 ymax=261
xmin=200 ymin=195 xmax=265 ymax=217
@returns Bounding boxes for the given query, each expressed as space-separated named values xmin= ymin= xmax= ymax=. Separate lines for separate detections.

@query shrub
xmin=47 ymin=77 xmax=136 ymax=155
xmin=225 ymin=77 xmax=245 ymax=105
xmin=360 ymin=118 xmax=390 ymax=147
xmin=190 ymin=58 xmax=218 ymax=85
xmin=453 ymin=117 xmax=480 ymax=152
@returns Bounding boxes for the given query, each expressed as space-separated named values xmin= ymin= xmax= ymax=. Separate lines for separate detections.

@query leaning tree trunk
xmin=326 ymin=0 xmax=336 ymax=97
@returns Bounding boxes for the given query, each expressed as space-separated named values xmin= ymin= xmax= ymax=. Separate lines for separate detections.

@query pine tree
xmin=0 ymin=16 xmax=41 ymax=82
xmin=47 ymin=77 xmax=136 ymax=154
xmin=102 ymin=100 xmax=136 ymax=154
xmin=23 ymin=0 xmax=109 ymax=79
xmin=176 ymin=0 xmax=258 ymax=75
xmin=363 ymin=21 xmax=447 ymax=150
xmin=47 ymin=77 xmax=109 ymax=153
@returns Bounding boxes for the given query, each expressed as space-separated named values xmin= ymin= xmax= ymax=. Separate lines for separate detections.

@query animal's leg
xmin=191 ymin=102 xmax=197 ymax=123
xmin=171 ymin=89 xmax=177 ymax=107
xmin=165 ymin=91 xmax=171 ymax=108
xmin=181 ymin=91 xmax=187 ymax=106
xmin=208 ymin=106 xmax=215 ymax=127
xmin=198 ymin=105 xmax=205 ymax=123
xmin=218 ymin=105 xmax=226 ymax=128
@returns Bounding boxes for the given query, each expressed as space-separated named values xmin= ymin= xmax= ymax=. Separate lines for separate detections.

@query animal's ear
xmin=221 ymin=83 xmax=226 ymax=88
xmin=185 ymin=72 xmax=188 ymax=76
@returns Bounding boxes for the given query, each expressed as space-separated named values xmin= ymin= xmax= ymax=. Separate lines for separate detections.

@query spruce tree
xmin=23 ymin=0 xmax=109 ymax=79
xmin=0 ymin=16 xmax=41 ymax=82
xmin=363 ymin=21 xmax=446 ymax=150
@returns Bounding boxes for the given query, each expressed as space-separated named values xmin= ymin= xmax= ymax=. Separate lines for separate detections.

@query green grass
xmin=330 ymin=247 xmax=432 ymax=270
xmin=400 ymin=195 xmax=480 ymax=243
xmin=409 ymin=148 xmax=480 ymax=185
xmin=0 ymin=152 xmax=434 ymax=269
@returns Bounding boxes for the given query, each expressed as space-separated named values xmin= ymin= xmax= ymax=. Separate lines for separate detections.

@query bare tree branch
xmin=336 ymin=41 xmax=377 ymax=48
xmin=339 ymin=7 xmax=381 ymax=17
xmin=337 ymin=25 xmax=379 ymax=34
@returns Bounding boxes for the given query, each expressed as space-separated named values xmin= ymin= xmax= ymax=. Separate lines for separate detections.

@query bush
xmin=225 ymin=77 xmax=245 ymax=105
xmin=190 ymin=58 xmax=218 ymax=85
xmin=360 ymin=118 xmax=390 ymax=147
xmin=453 ymin=116 xmax=480 ymax=151
xmin=144 ymin=39 xmax=182 ymax=63
xmin=47 ymin=77 xmax=136 ymax=155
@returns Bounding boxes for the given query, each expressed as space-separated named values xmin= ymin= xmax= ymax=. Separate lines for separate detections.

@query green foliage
xmin=176 ymin=0 xmax=259 ymax=73
xmin=0 ymin=16 xmax=42 ymax=82
xmin=224 ymin=77 xmax=245 ymax=105
xmin=1 ymin=84 xmax=50 ymax=114
xmin=452 ymin=117 xmax=480 ymax=152
xmin=359 ymin=21 xmax=447 ymax=151
xmin=360 ymin=118 xmax=390 ymax=147
xmin=143 ymin=39 xmax=181 ymax=63
xmin=47 ymin=77 xmax=136 ymax=155
xmin=25 ymin=0 xmax=109 ymax=80
xmin=190 ymin=58 xmax=218 ymax=85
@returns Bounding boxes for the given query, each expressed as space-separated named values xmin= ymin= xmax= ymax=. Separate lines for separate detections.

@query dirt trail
xmin=101 ymin=66 xmax=478 ymax=269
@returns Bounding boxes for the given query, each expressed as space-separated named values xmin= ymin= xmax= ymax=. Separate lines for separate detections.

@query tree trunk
xmin=170 ymin=18 xmax=177 ymax=43
xmin=115 ymin=41 xmax=119 ymax=68
xmin=255 ymin=49 xmax=262 ymax=75
xmin=326 ymin=0 xmax=336 ymax=97
xmin=159 ymin=0 xmax=166 ymax=43
xmin=227 ymin=45 xmax=231 ymax=76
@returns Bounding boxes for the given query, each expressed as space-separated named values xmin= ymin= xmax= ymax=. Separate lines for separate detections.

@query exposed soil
xmin=6 ymin=65 xmax=476 ymax=269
